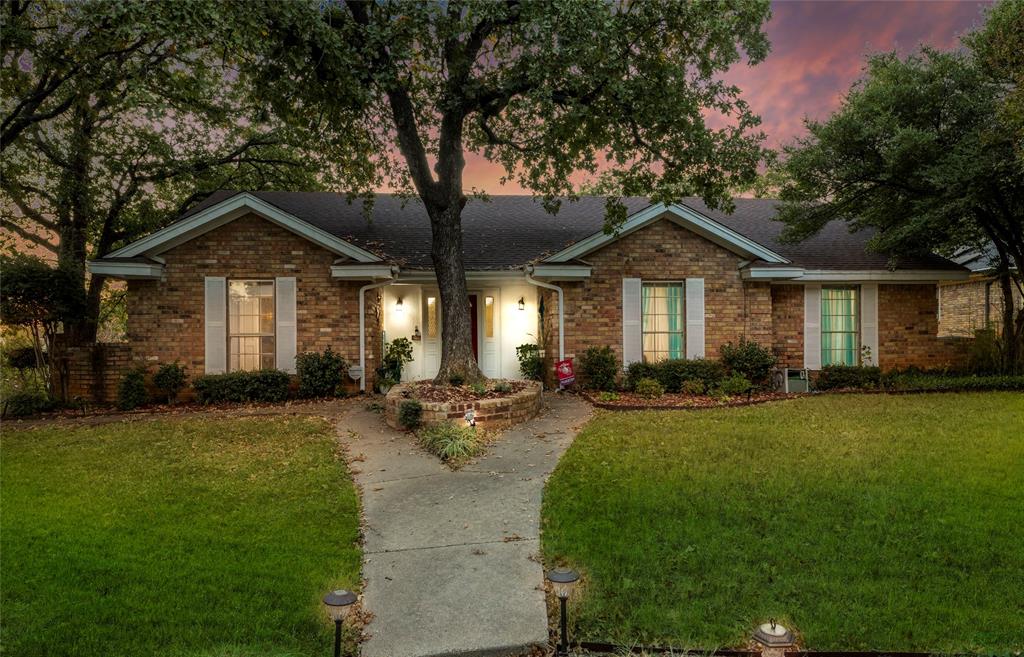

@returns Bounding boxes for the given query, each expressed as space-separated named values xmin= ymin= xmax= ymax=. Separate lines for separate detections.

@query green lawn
xmin=1 ymin=415 xmax=361 ymax=657
xmin=542 ymin=393 xmax=1024 ymax=652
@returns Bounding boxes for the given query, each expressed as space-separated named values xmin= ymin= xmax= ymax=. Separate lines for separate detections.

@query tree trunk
xmin=429 ymin=202 xmax=484 ymax=384
xmin=998 ymin=272 xmax=1023 ymax=373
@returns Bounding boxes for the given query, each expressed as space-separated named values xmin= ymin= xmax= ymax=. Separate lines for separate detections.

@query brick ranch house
xmin=938 ymin=244 xmax=1023 ymax=339
xmin=82 ymin=190 xmax=971 ymax=400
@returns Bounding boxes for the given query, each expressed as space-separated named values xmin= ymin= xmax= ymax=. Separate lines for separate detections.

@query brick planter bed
xmin=385 ymin=381 xmax=543 ymax=431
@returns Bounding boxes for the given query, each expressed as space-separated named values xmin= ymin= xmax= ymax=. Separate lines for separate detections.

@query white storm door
xmin=480 ymin=289 xmax=500 ymax=378
xmin=422 ymin=289 xmax=441 ymax=379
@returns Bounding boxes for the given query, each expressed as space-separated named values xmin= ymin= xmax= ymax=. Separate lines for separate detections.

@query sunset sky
xmin=461 ymin=0 xmax=993 ymax=193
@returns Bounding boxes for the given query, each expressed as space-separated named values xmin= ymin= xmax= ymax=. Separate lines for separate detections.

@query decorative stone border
xmin=385 ymin=381 xmax=543 ymax=431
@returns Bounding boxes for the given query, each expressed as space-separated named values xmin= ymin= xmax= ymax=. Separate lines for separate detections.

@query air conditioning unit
xmin=784 ymin=368 xmax=810 ymax=393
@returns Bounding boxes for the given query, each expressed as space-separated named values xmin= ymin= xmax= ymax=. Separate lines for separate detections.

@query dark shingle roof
xmin=181 ymin=190 xmax=962 ymax=272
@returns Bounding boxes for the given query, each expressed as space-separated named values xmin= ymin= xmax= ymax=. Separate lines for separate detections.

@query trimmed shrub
xmin=1 ymin=390 xmax=55 ymax=418
xmin=398 ymin=400 xmax=423 ymax=430
xmin=577 ymin=346 xmax=618 ymax=391
xmin=469 ymin=382 xmax=487 ymax=396
xmin=516 ymin=343 xmax=544 ymax=381
xmin=296 ymin=347 xmax=347 ymax=398
xmin=624 ymin=361 xmax=659 ymax=390
xmin=153 ymin=361 xmax=188 ymax=404
xmin=816 ymin=365 xmax=882 ymax=391
xmin=881 ymin=372 xmax=1024 ymax=392
xmin=192 ymin=369 xmax=291 ymax=404
xmin=717 ymin=373 xmax=752 ymax=397
xmin=635 ymin=377 xmax=664 ymax=399
xmin=681 ymin=379 xmax=706 ymax=395
xmin=658 ymin=358 xmax=725 ymax=393
xmin=117 ymin=369 xmax=148 ymax=411
xmin=418 ymin=421 xmax=480 ymax=462
xmin=720 ymin=339 xmax=777 ymax=387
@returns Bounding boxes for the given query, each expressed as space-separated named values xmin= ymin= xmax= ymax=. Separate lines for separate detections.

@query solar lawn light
xmin=322 ymin=589 xmax=357 ymax=657
xmin=546 ymin=567 xmax=579 ymax=656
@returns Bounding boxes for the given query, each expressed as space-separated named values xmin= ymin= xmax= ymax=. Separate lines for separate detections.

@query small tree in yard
xmin=250 ymin=0 xmax=773 ymax=383
xmin=773 ymin=2 xmax=1024 ymax=372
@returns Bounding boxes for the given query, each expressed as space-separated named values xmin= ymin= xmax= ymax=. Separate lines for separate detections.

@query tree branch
xmin=0 ymin=217 xmax=57 ymax=253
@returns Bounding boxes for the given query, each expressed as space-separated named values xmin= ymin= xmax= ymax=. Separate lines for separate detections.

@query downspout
xmin=359 ymin=268 xmax=398 ymax=392
xmin=524 ymin=265 xmax=564 ymax=361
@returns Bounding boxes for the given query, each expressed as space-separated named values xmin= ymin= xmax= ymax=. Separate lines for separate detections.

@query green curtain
xmin=667 ymin=285 xmax=682 ymax=359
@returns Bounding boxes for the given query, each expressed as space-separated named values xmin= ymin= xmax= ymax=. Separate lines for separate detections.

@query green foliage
xmin=516 ymin=344 xmax=544 ymax=381
xmin=634 ymin=377 xmax=664 ymax=399
xmin=192 ymin=370 xmax=291 ymax=404
xmin=542 ymin=394 xmax=1024 ymax=650
xmin=417 ymin=422 xmax=480 ymax=463
xmin=716 ymin=373 xmax=752 ymax=397
xmin=296 ymin=347 xmax=347 ymax=398
xmin=152 ymin=362 xmax=187 ymax=405
xmin=4 ymin=346 xmax=41 ymax=370
xmin=1 ymin=390 xmax=55 ymax=418
xmin=492 ymin=380 xmax=512 ymax=394
xmin=447 ymin=373 xmax=465 ymax=387
xmin=626 ymin=358 xmax=725 ymax=393
xmin=681 ymin=379 xmax=706 ymax=396
xmin=398 ymin=400 xmax=423 ymax=431
xmin=1 ymin=416 xmax=361 ymax=656
xmin=469 ymin=382 xmax=488 ymax=396
xmin=968 ymin=328 xmax=1004 ymax=374
xmin=598 ymin=391 xmax=620 ymax=402
xmin=117 ymin=369 xmax=148 ymax=411
xmin=815 ymin=365 xmax=883 ymax=391
xmin=881 ymin=372 xmax=1024 ymax=392
xmin=719 ymin=339 xmax=777 ymax=387
xmin=577 ymin=346 xmax=619 ymax=391
xmin=0 ymin=254 xmax=86 ymax=331
xmin=379 ymin=338 xmax=414 ymax=383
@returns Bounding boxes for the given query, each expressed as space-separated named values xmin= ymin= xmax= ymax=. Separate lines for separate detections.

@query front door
xmin=468 ymin=294 xmax=479 ymax=361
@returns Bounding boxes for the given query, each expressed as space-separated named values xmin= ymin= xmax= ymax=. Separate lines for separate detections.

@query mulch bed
xmin=583 ymin=390 xmax=803 ymax=410
xmin=399 ymin=380 xmax=530 ymax=403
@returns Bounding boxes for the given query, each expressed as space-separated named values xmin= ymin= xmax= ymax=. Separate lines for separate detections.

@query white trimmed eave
xmin=87 ymin=260 xmax=165 ymax=280
xmin=744 ymin=267 xmax=971 ymax=282
xmin=543 ymin=203 xmax=790 ymax=265
xmin=330 ymin=264 xmax=399 ymax=280
xmin=527 ymin=263 xmax=592 ymax=280
xmin=104 ymin=192 xmax=382 ymax=263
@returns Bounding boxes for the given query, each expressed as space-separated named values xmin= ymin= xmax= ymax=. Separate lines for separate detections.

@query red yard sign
xmin=555 ymin=359 xmax=575 ymax=388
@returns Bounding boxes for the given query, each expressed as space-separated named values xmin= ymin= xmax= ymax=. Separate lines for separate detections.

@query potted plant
xmin=375 ymin=337 xmax=414 ymax=394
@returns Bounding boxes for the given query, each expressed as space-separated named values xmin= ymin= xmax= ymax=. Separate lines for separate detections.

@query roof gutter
xmin=359 ymin=267 xmax=399 ymax=392
xmin=524 ymin=265 xmax=564 ymax=361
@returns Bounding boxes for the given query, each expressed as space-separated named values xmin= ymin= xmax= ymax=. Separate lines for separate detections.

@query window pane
xmin=484 ymin=296 xmax=494 ymax=338
xmin=641 ymin=282 xmax=685 ymax=362
xmin=821 ymin=286 xmax=859 ymax=366
xmin=228 ymin=279 xmax=275 ymax=372
xmin=426 ymin=297 xmax=438 ymax=338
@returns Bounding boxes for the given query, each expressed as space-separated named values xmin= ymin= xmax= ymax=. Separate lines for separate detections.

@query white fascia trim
xmin=331 ymin=264 xmax=399 ymax=279
xmin=741 ymin=266 xmax=805 ymax=280
xmin=529 ymin=264 xmax=592 ymax=279
xmin=544 ymin=203 xmax=790 ymax=265
xmin=788 ymin=269 xmax=971 ymax=282
xmin=87 ymin=260 xmax=164 ymax=279
xmin=396 ymin=269 xmax=527 ymax=283
xmin=105 ymin=192 xmax=381 ymax=263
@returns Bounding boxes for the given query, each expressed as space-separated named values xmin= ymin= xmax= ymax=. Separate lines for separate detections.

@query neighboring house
xmin=938 ymin=244 xmax=1023 ymax=338
xmin=84 ymin=190 xmax=970 ymax=397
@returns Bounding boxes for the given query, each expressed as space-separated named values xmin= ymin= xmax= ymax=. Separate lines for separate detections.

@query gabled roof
xmin=102 ymin=190 xmax=965 ymax=274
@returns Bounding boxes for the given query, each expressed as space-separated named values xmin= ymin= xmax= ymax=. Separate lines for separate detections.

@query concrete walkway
xmin=339 ymin=393 xmax=591 ymax=657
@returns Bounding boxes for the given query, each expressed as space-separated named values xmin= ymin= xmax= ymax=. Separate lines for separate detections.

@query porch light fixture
xmin=395 ymin=297 xmax=404 ymax=313
xmin=323 ymin=589 xmax=357 ymax=657
xmin=546 ymin=567 xmax=579 ymax=656
xmin=518 ymin=296 xmax=525 ymax=311
xmin=753 ymin=618 xmax=795 ymax=648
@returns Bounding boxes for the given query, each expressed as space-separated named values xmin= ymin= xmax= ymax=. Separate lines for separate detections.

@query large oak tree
xmin=250 ymin=0 xmax=773 ymax=382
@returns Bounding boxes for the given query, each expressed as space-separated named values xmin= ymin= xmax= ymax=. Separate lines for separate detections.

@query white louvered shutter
xmin=804 ymin=284 xmax=822 ymax=370
xmin=860 ymin=283 xmax=879 ymax=366
xmin=204 ymin=277 xmax=227 ymax=374
xmin=275 ymin=277 xmax=297 ymax=374
xmin=685 ymin=278 xmax=705 ymax=358
xmin=622 ymin=278 xmax=642 ymax=367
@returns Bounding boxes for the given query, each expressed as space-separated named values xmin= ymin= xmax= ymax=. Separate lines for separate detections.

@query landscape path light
xmin=753 ymin=617 xmax=795 ymax=648
xmin=546 ymin=567 xmax=579 ymax=656
xmin=322 ymin=589 xmax=357 ymax=657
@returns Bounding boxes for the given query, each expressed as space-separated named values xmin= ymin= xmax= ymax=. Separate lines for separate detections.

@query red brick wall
xmin=771 ymin=285 xmax=804 ymax=368
xmin=557 ymin=219 xmax=765 ymax=367
xmin=879 ymin=284 xmax=969 ymax=369
xmin=939 ymin=276 xmax=1023 ymax=338
xmin=126 ymin=213 xmax=382 ymax=388
xmin=54 ymin=343 xmax=133 ymax=404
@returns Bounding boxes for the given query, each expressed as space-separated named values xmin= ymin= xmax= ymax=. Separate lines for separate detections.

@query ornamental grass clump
xmin=417 ymin=421 xmax=481 ymax=463
xmin=634 ymin=377 xmax=664 ymax=399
